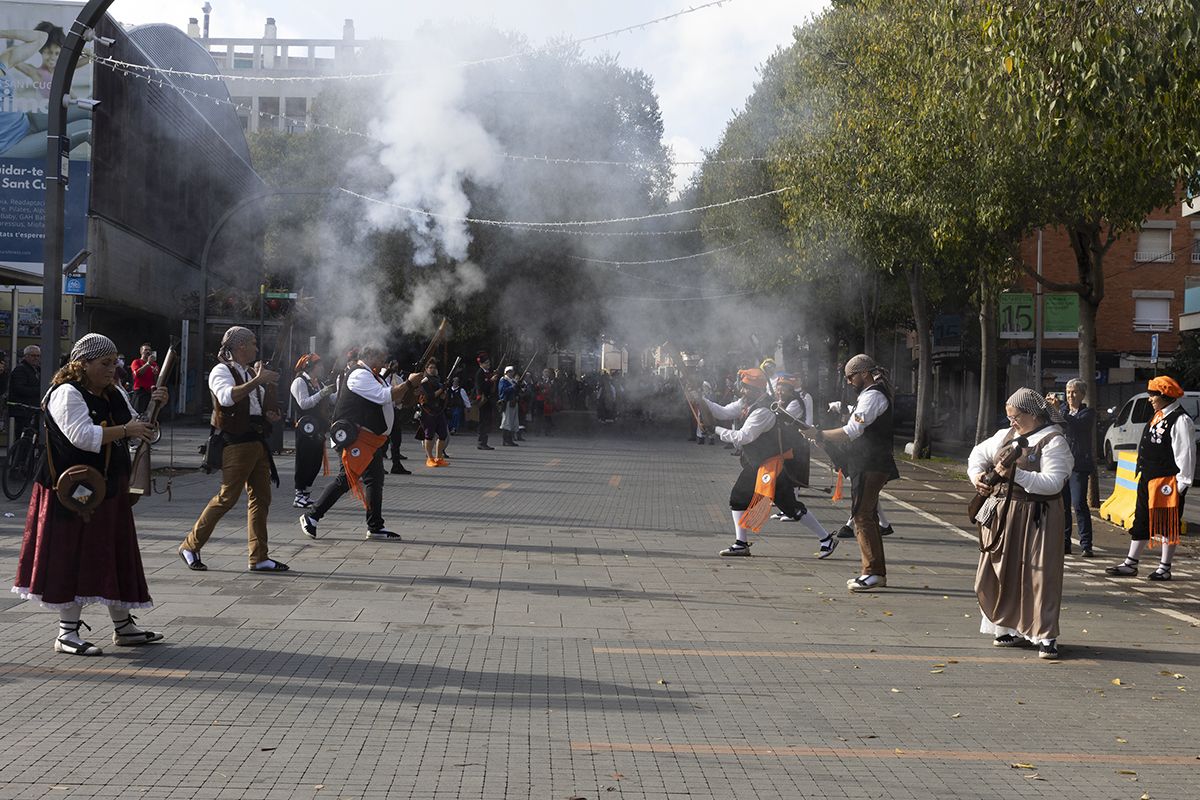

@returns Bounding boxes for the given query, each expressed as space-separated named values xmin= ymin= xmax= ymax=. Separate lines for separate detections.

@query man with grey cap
xmin=179 ymin=326 xmax=286 ymax=572
xmin=802 ymin=353 xmax=899 ymax=591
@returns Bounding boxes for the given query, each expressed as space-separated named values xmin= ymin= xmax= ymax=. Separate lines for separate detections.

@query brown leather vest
xmin=210 ymin=362 xmax=278 ymax=437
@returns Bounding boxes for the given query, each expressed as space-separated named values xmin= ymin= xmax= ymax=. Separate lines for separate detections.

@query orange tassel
xmin=321 ymin=446 xmax=330 ymax=477
xmin=831 ymin=470 xmax=844 ymax=502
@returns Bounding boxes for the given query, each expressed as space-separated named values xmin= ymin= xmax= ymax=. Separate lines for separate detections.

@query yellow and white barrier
xmin=1099 ymin=450 xmax=1138 ymax=531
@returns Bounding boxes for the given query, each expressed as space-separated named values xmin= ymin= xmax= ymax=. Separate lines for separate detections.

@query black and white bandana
xmin=844 ymin=353 xmax=877 ymax=377
xmin=69 ymin=333 xmax=117 ymax=363
xmin=1007 ymin=387 xmax=1064 ymax=426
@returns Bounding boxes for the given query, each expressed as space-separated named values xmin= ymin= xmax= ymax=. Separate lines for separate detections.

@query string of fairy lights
xmin=92 ymin=58 xmax=775 ymax=170
xmin=88 ymin=0 xmax=780 ymax=295
xmin=91 ymin=0 xmax=738 ymax=83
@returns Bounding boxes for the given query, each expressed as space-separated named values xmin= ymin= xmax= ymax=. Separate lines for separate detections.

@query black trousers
xmin=388 ymin=411 xmax=404 ymax=463
xmin=294 ymin=434 xmax=325 ymax=492
xmin=478 ymin=405 xmax=495 ymax=445
xmin=729 ymin=462 xmax=803 ymax=517
xmin=312 ymin=447 xmax=385 ymax=532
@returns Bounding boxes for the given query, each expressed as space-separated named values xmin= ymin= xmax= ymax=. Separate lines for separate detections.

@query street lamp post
xmin=40 ymin=0 xmax=115 ymax=393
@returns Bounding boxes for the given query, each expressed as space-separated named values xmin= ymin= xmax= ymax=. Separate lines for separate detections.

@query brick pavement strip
xmin=1 ymin=419 xmax=1198 ymax=799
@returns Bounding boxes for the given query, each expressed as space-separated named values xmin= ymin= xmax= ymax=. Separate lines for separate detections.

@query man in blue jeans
xmin=1048 ymin=379 xmax=1095 ymax=556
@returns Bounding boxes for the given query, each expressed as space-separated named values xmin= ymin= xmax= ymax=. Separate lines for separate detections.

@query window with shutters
xmin=1133 ymin=297 xmax=1171 ymax=331
xmin=1135 ymin=226 xmax=1173 ymax=262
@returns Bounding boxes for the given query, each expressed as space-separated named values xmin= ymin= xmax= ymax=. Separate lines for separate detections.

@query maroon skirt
xmin=11 ymin=480 xmax=152 ymax=610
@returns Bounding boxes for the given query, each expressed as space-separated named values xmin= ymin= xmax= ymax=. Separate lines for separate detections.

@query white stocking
xmin=731 ymin=510 xmax=752 ymax=544
xmin=1126 ymin=539 xmax=1148 ymax=562
xmin=797 ymin=510 xmax=829 ymax=539
xmin=1160 ymin=542 xmax=1178 ymax=567
xmin=108 ymin=606 xmax=144 ymax=635
xmin=57 ymin=603 xmax=85 ymax=645
xmin=877 ymin=506 xmax=891 ymax=527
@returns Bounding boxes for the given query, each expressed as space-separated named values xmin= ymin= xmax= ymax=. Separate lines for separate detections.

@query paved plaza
xmin=1 ymin=417 xmax=1198 ymax=799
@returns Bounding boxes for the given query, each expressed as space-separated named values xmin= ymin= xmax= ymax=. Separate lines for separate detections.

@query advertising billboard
xmin=0 ymin=1 xmax=90 ymax=276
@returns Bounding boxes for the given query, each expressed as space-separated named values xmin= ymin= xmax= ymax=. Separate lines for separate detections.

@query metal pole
xmin=40 ymin=0 xmax=115 ymax=394
xmin=1034 ymin=229 xmax=1043 ymax=390
xmin=178 ymin=318 xmax=189 ymax=415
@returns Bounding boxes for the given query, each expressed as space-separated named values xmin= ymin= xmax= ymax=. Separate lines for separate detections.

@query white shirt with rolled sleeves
xmin=784 ymin=397 xmax=814 ymax=427
xmin=47 ymin=383 xmax=138 ymax=453
xmin=968 ymin=425 xmax=1074 ymax=496
xmin=347 ymin=363 xmax=395 ymax=431
xmin=703 ymin=396 xmax=775 ymax=447
xmin=290 ymin=373 xmax=334 ymax=411
xmin=209 ymin=362 xmax=264 ymax=416
xmin=841 ymin=388 xmax=890 ymax=442
xmin=1155 ymin=400 xmax=1195 ymax=490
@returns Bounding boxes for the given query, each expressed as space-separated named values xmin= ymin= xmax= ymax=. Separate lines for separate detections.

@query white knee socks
xmin=796 ymin=511 xmax=829 ymax=539
xmin=731 ymin=510 xmax=751 ymax=544
xmin=57 ymin=603 xmax=85 ymax=645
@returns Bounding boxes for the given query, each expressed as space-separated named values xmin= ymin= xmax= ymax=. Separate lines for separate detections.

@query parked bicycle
xmin=4 ymin=402 xmax=44 ymax=501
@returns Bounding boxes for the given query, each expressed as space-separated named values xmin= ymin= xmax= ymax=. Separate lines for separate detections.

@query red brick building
xmin=1004 ymin=198 xmax=1199 ymax=402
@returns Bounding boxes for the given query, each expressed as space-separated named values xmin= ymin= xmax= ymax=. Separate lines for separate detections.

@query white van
xmin=1103 ymin=392 xmax=1200 ymax=468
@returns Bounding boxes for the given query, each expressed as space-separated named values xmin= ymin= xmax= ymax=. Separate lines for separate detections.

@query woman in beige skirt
xmin=967 ymin=388 xmax=1073 ymax=659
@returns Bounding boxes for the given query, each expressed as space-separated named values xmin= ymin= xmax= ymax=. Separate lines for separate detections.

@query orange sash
xmin=738 ymin=450 xmax=792 ymax=533
xmin=1147 ymin=475 xmax=1182 ymax=546
xmin=341 ymin=429 xmax=389 ymax=509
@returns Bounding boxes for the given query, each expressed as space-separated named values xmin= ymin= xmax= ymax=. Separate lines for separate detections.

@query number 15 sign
xmin=999 ymin=292 xmax=1034 ymax=339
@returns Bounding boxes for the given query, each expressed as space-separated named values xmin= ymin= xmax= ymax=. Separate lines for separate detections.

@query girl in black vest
xmin=12 ymin=334 xmax=166 ymax=656
xmin=289 ymin=353 xmax=335 ymax=508
xmin=1106 ymin=376 xmax=1194 ymax=581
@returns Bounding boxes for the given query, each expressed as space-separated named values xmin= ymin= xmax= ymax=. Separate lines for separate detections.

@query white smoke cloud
xmin=401 ymin=261 xmax=487 ymax=333
xmin=366 ymin=30 xmax=504 ymax=265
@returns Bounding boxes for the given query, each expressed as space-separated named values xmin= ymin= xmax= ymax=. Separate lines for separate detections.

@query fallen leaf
xmin=890 ymin=688 xmax=902 ymax=693
xmin=951 ymin=713 xmax=961 ymax=719
xmin=1117 ymin=770 xmax=1137 ymax=775
xmin=894 ymin=748 xmax=904 ymax=754
xmin=314 ymin=786 xmax=324 ymax=790
xmin=1111 ymin=679 xmax=1123 ymax=686
xmin=260 ymin=747 xmax=276 ymax=752
xmin=1116 ymin=738 xmax=1127 ymax=744
xmin=1010 ymin=762 xmax=1036 ymax=770
xmin=932 ymin=663 xmax=946 ymax=668
xmin=1016 ymin=700 xmax=1025 ymax=705
xmin=883 ymin=611 xmax=894 ymax=616
xmin=1141 ymin=793 xmax=1151 ymax=800
xmin=657 ymin=679 xmax=669 ymax=685
xmin=1023 ymin=773 xmax=1046 ymax=781
xmin=1173 ymin=673 xmax=1185 ymax=679
xmin=930 ymin=669 xmax=944 ymax=674
xmin=947 ymin=659 xmax=959 ymax=664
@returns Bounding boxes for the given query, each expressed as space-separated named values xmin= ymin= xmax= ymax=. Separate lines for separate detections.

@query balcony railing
xmin=1135 ymin=251 xmax=1175 ymax=263
xmin=1133 ymin=318 xmax=1172 ymax=331
xmin=1192 ymin=250 xmax=1200 ymax=264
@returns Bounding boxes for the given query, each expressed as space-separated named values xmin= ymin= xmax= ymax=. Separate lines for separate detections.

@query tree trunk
xmin=907 ymin=264 xmax=934 ymax=458
xmin=975 ymin=277 xmax=998 ymax=444
xmin=1068 ymin=222 xmax=1107 ymax=508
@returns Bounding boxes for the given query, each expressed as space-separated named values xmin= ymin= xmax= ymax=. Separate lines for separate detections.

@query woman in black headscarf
xmin=11 ymin=334 xmax=167 ymax=656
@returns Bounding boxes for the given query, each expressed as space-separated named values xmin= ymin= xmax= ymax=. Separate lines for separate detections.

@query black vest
xmin=738 ymin=396 xmax=781 ymax=468
xmin=847 ymin=383 xmax=898 ymax=478
xmin=333 ymin=366 xmax=388 ymax=435
xmin=39 ymin=382 xmax=133 ymax=498
xmin=1137 ymin=406 xmax=1189 ymax=479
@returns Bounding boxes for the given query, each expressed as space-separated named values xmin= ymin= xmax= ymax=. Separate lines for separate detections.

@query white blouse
xmin=47 ymin=383 xmax=137 ymax=454
xmin=968 ymin=425 xmax=1074 ymax=496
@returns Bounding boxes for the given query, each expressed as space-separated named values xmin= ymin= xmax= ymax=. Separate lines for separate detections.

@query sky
xmin=106 ymin=0 xmax=829 ymax=193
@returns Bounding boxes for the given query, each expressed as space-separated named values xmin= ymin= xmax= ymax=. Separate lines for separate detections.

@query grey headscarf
xmin=844 ymin=353 xmax=878 ymax=377
xmin=69 ymin=333 xmax=117 ymax=363
xmin=218 ymin=326 xmax=255 ymax=362
xmin=1006 ymin=387 xmax=1065 ymax=426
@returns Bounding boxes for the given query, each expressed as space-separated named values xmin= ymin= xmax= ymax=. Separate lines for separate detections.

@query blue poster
xmin=0 ymin=156 xmax=89 ymax=267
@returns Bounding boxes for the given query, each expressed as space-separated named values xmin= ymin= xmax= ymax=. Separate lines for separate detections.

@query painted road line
xmin=1154 ymin=607 xmax=1200 ymax=625
xmin=592 ymin=646 xmax=1097 ymax=666
xmin=570 ymin=741 xmax=1200 ymax=765
xmin=483 ymin=481 xmax=512 ymax=498
xmin=879 ymin=490 xmax=977 ymax=543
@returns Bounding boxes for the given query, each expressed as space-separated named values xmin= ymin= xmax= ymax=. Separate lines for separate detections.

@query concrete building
xmin=186 ymin=16 xmax=367 ymax=134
